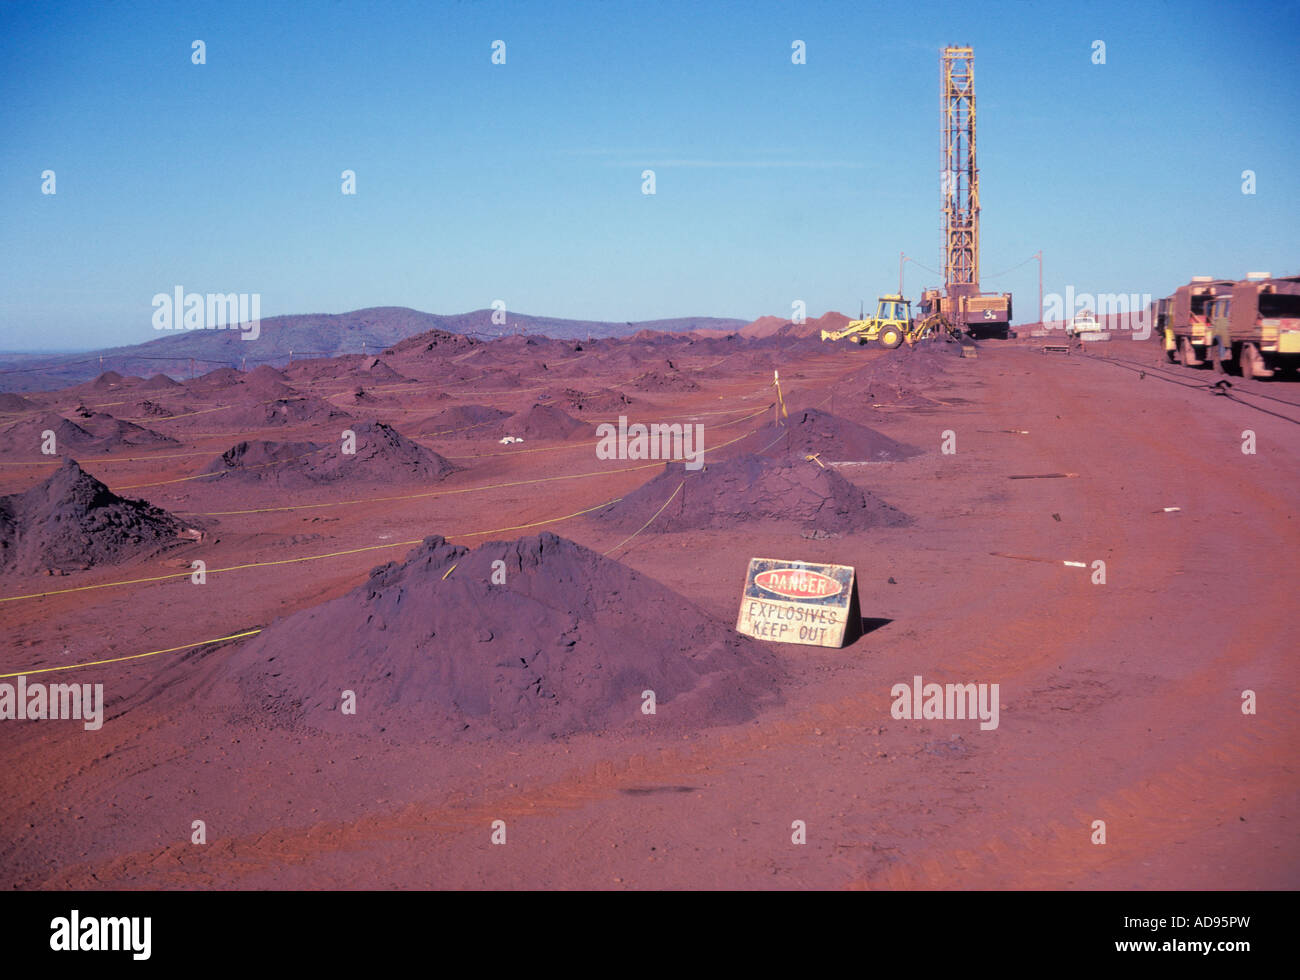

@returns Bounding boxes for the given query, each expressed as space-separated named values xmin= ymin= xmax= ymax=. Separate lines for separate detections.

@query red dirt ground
xmin=0 ymin=333 xmax=1295 ymax=890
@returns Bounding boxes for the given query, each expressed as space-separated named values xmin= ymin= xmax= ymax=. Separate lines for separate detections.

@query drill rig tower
xmin=942 ymin=46 xmax=978 ymax=292
xmin=921 ymin=46 xmax=1012 ymax=338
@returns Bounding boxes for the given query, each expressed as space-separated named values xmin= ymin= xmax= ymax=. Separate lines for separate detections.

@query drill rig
xmin=823 ymin=45 xmax=1012 ymax=347
xmin=921 ymin=46 xmax=1012 ymax=338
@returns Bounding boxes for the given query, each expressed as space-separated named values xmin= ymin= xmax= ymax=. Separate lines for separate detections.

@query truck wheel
xmin=1178 ymin=337 xmax=1197 ymax=368
xmin=1239 ymin=343 xmax=1271 ymax=381
xmin=879 ymin=327 xmax=903 ymax=349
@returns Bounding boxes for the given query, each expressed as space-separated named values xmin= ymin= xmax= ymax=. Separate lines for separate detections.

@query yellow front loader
xmin=821 ymin=294 xmax=957 ymax=348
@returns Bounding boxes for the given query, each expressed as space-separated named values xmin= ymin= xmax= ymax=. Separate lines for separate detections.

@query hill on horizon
xmin=0 ymin=307 xmax=747 ymax=392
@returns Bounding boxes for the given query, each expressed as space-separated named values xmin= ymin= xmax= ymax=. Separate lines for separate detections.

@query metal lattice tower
xmin=941 ymin=46 xmax=978 ymax=289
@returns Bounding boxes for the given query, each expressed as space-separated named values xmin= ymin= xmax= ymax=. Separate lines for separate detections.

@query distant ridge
xmin=0 ymin=307 xmax=747 ymax=392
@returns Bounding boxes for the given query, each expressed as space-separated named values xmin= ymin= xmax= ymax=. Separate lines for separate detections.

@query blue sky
xmin=1 ymin=0 xmax=1297 ymax=350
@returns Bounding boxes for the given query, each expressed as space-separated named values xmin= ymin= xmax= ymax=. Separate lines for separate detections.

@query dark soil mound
xmin=491 ymin=334 xmax=572 ymax=359
xmin=0 ymin=393 xmax=36 ymax=413
xmin=414 ymin=404 xmax=511 ymax=437
xmin=213 ymin=532 xmax=784 ymax=740
xmin=139 ymin=373 xmax=182 ymax=390
xmin=592 ymin=454 xmax=910 ymax=533
xmin=359 ymin=358 xmax=405 ymax=382
xmin=247 ymin=365 xmax=286 ymax=383
xmin=123 ymin=398 xmax=183 ymax=419
xmin=499 ymin=403 xmax=586 ymax=440
xmin=0 ymin=459 xmax=195 ymax=574
xmin=342 ymin=387 xmax=380 ymax=405
xmin=200 ymin=439 xmax=324 ymax=483
xmin=556 ymin=387 xmax=635 ymax=413
xmin=71 ymin=411 xmax=178 ymax=448
xmin=629 ymin=370 xmax=700 ymax=392
xmin=753 ymin=407 xmax=920 ymax=462
xmin=0 ymin=414 xmax=94 ymax=455
xmin=221 ymin=395 xmax=350 ymax=428
xmin=828 ymin=342 xmax=964 ymax=410
xmin=0 ymin=412 xmax=175 ymax=456
xmin=384 ymin=328 xmax=479 ymax=357
xmin=239 ymin=369 xmax=295 ymax=399
xmin=201 ymin=423 xmax=456 ymax=487
xmin=837 ymin=339 xmax=962 ymax=386
xmin=881 ymin=337 xmax=964 ymax=372
xmin=191 ymin=367 xmax=242 ymax=389
xmin=89 ymin=371 xmax=125 ymax=390
xmin=308 ymin=421 xmax=457 ymax=483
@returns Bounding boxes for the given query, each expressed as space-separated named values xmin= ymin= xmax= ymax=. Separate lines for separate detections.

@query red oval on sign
xmin=754 ymin=568 xmax=841 ymax=599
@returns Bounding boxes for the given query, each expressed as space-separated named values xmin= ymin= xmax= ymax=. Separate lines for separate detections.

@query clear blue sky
xmin=1 ymin=0 xmax=1297 ymax=349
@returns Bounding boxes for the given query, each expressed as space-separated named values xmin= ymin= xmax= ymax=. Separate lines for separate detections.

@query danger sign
xmin=736 ymin=557 xmax=860 ymax=648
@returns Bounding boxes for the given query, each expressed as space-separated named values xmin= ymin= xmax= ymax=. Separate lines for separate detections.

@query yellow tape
xmin=603 ymin=480 xmax=684 ymax=556
xmin=0 ymin=496 xmax=621 ymax=605
xmin=0 ymin=629 xmax=264 ymax=679
xmin=180 ymin=461 xmax=663 ymax=517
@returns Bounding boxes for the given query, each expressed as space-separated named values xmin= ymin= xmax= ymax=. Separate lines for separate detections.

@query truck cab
xmin=1170 ymin=278 xmax=1234 ymax=367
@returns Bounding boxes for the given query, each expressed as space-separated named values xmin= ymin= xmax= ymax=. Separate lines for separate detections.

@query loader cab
xmin=875 ymin=295 xmax=912 ymax=326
